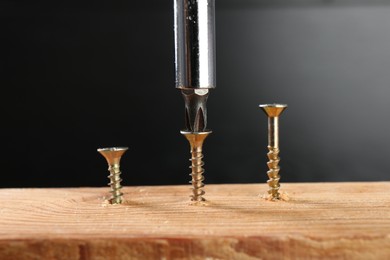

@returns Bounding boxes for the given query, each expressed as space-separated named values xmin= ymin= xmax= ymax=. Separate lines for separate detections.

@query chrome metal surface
xmin=174 ymin=0 xmax=216 ymax=89
xmin=175 ymin=0 xmax=216 ymax=132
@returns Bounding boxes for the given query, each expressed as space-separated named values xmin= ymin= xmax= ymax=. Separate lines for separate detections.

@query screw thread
xmin=267 ymin=146 xmax=281 ymax=200
xmin=189 ymin=147 xmax=206 ymax=202
xmin=108 ymin=165 xmax=123 ymax=204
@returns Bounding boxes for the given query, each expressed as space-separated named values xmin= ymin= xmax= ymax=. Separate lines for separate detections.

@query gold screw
xmin=260 ymin=104 xmax=287 ymax=200
xmin=181 ymin=131 xmax=211 ymax=204
xmin=97 ymin=147 xmax=128 ymax=204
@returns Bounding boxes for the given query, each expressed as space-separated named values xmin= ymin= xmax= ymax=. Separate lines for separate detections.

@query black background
xmin=2 ymin=0 xmax=390 ymax=188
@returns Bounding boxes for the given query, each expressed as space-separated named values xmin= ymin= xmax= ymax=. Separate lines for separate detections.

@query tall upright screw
xmin=260 ymin=104 xmax=287 ymax=200
xmin=97 ymin=147 xmax=128 ymax=204
xmin=181 ymin=131 xmax=211 ymax=203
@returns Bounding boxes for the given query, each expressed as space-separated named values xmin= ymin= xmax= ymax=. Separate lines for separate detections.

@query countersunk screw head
xmin=97 ymin=147 xmax=128 ymax=166
xmin=259 ymin=104 xmax=287 ymax=118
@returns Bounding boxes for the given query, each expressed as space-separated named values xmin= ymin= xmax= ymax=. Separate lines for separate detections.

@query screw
xmin=260 ymin=104 xmax=287 ymax=200
xmin=181 ymin=131 xmax=211 ymax=204
xmin=97 ymin=147 xmax=128 ymax=204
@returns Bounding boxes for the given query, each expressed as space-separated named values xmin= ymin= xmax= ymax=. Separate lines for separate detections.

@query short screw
xmin=181 ymin=131 xmax=211 ymax=204
xmin=260 ymin=104 xmax=287 ymax=200
xmin=97 ymin=147 xmax=128 ymax=204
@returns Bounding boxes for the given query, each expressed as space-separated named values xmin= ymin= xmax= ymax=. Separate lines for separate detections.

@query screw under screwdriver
xmin=181 ymin=131 xmax=211 ymax=203
xmin=97 ymin=147 xmax=128 ymax=204
xmin=260 ymin=104 xmax=287 ymax=200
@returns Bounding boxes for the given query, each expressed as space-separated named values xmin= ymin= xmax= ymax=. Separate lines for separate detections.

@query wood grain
xmin=0 ymin=182 xmax=389 ymax=259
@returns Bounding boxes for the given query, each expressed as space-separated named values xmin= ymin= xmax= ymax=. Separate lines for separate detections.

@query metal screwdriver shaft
xmin=260 ymin=104 xmax=287 ymax=200
xmin=174 ymin=0 xmax=216 ymax=203
xmin=97 ymin=147 xmax=128 ymax=204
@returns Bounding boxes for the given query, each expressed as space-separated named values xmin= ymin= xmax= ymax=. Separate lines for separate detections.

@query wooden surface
xmin=0 ymin=182 xmax=390 ymax=259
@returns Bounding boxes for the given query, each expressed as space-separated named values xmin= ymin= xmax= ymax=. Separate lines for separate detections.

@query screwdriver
xmin=174 ymin=0 xmax=216 ymax=203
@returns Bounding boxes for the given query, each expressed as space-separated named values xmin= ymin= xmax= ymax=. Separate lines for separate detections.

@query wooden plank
xmin=0 ymin=182 xmax=389 ymax=259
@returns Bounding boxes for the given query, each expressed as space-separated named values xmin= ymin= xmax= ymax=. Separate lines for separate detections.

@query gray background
xmin=2 ymin=0 xmax=390 ymax=187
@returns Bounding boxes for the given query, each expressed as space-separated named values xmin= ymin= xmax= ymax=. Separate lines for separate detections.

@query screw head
xmin=180 ymin=131 xmax=212 ymax=148
xmin=97 ymin=147 xmax=128 ymax=165
xmin=259 ymin=104 xmax=287 ymax=117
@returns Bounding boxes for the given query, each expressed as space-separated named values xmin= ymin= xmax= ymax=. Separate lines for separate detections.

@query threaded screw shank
xmin=190 ymin=146 xmax=206 ymax=202
xmin=108 ymin=164 xmax=123 ymax=204
xmin=267 ymin=146 xmax=281 ymax=199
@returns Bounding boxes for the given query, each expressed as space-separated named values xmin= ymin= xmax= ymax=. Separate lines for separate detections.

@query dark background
xmin=2 ymin=0 xmax=390 ymax=188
